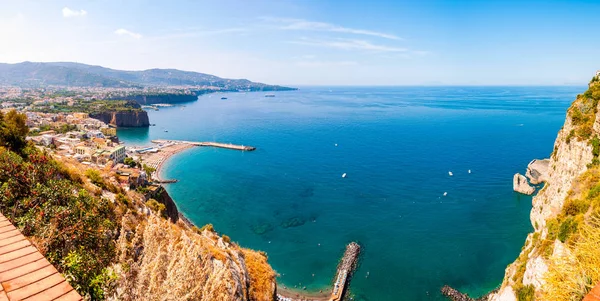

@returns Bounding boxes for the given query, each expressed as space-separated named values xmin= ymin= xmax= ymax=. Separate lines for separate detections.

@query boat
xmin=265 ymin=94 xmax=275 ymax=97
xmin=468 ymin=169 xmax=471 ymax=174
xmin=342 ymin=173 xmax=347 ymax=178
xmin=221 ymin=97 xmax=228 ymax=100
xmin=164 ymin=130 xmax=168 ymax=132
xmin=443 ymin=192 xmax=448 ymax=196
xmin=448 ymin=171 xmax=453 ymax=176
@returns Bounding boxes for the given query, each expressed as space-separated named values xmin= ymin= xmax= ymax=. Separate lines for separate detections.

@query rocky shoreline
xmin=441 ymin=286 xmax=498 ymax=301
xmin=512 ymin=158 xmax=550 ymax=195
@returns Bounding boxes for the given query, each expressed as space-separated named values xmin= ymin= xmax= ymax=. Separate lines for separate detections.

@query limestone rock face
xmin=513 ymin=173 xmax=535 ymax=195
xmin=488 ymin=286 xmax=516 ymax=301
xmin=89 ymin=111 xmax=150 ymax=127
xmin=522 ymin=255 xmax=548 ymax=289
xmin=526 ymin=159 xmax=550 ymax=185
xmin=488 ymin=97 xmax=598 ymax=301
xmin=110 ymin=214 xmax=276 ymax=301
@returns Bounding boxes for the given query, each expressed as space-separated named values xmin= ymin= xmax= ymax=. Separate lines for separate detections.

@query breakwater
xmin=331 ymin=242 xmax=360 ymax=301
xmin=277 ymin=242 xmax=360 ymax=301
xmin=151 ymin=140 xmax=256 ymax=151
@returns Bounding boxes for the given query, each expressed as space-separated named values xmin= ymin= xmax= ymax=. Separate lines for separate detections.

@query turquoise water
xmin=117 ymin=86 xmax=582 ymax=301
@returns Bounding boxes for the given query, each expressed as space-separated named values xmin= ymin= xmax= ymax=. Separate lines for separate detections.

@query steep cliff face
xmin=89 ymin=111 xmax=150 ymax=127
xmin=148 ymin=186 xmax=180 ymax=223
xmin=109 ymin=214 xmax=276 ymax=301
xmin=489 ymin=85 xmax=598 ymax=300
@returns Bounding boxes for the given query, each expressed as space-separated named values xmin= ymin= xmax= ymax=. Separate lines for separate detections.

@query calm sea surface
xmin=118 ymin=86 xmax=582 ymax=301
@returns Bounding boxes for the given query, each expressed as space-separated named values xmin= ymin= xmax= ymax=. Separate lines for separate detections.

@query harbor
xmin=278 ymin=242 xmax=361 ymax=301
xmin=130 ymin=139 xmax=256 ymax=182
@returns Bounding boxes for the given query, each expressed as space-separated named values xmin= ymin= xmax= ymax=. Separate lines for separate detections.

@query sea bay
xmin=117 ymin=86 xmax=582 ymax=300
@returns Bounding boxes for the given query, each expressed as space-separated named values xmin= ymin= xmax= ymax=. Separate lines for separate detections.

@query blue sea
xmin=117 ymin=86 xmax=582 ymax=301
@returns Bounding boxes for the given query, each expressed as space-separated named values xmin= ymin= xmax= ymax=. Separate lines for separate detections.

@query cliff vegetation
xmin=490 ymin=76 xmax=600 ymax=301
xmin=0 ymin=110 xmax=276 ymax=300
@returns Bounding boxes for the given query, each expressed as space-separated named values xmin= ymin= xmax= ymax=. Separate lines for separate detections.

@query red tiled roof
xmin=0 ymin=214 xmax=81 ymax=301
xmin=584 ymin=282 xmax=600 ymax=301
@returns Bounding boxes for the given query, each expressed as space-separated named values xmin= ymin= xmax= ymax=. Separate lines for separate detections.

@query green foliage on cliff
xmin=0 ymin=110 xmax=120 ymax=298
xmin=0 ymin=147 xmax=117 ymax=298
xmin=34 ymin=99 xmax=144 ymax=114
xmin=516 ymin=284 xmax=535 ymax=301
xmin=569 ymin=81 xmax=600 ymax=141
xmin=0 ymin=110 xmax=28 ymax=153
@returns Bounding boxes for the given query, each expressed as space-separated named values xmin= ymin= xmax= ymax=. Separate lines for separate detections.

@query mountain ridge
xmin=0 ymin=61 xmax=295 ymax=91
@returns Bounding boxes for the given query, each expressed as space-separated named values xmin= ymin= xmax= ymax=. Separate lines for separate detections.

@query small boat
xmin=265 ymin=94 xmax=275 ymax=97
xmin=448 ymin=171 xmax=453 ymax=176
xmin=221 ymin=97 xmax=227 ymax=100
xmin=443 ymin=192 xmax=448 ymax=196
xmin=468 ymin=169 xmax=471 ymax=174
xmin=334 ymin=143 xmax=338 ymax=147
xmin=164 ymin=130 xmax=168 ymax=132
xmin=342 ymin=173 xmax=347 ymax=178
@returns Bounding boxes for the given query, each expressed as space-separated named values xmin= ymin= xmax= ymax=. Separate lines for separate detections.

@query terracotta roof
xmin=584 ymin=282 xmax=600 ymax=301
xmin=0 ymin=213 xmax=81 ymax=300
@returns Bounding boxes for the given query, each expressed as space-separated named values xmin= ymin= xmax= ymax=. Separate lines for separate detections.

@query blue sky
xmin=0 ymin=0 xmax=599 ymax=85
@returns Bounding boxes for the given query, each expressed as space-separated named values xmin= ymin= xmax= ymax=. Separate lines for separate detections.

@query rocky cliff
xmin=488 ymin=81 xmax=600 ymax=300
xmin=89 ymin=110 xmax=150 ymax=127
xmin=109 ymin=214 xmax=276 ymax=301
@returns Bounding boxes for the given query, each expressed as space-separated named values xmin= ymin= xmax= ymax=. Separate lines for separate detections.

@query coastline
xmin=136 ymin=140 xmax=337 ymax=300
xmin=139 ymin=142 xmax=196 ymax=227
xmin=139 ymin=142 xmax=194 ymax=182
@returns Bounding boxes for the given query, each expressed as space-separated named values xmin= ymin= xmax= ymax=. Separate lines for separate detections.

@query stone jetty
xmin=330 ymin=242 xmax=360 ymax=301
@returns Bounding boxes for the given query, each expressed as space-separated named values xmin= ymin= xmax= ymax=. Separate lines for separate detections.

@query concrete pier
xmin=276 ymin=242 xmax=361 ymax=301
xmin=151 ymin=140 xmax=256 ymax=151
xmin=330 ymin=242 xmax=360 ymax=301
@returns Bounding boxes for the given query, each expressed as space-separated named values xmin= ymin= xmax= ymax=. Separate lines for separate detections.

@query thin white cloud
xmin=114 ymin=28 xmax=142 ymax=39
xmin=263 ymin=17 xmax=402 ymax=40
xmin=149 ymin=28 xmax=247 ymax=41
xmin=290 ymin=38 xmax=408 ymax=52
xmin=62 ymin=7 xmax=87 ymax=18
xmin=295 ymin=60 xmax=358 ymax=67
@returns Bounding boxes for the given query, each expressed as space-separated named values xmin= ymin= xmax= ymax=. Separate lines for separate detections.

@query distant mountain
xmin=0 ymin=62 xmax=295 ymax=91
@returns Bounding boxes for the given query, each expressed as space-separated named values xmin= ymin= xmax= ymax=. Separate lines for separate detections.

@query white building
xmin=86 ymin=130 xmax=105 ymax=139
xmin=109 ymin=145 xmax=126 ymax=163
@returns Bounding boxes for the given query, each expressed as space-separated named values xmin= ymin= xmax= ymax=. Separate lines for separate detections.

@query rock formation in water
xmin=513 ymin=173 xmax=535 ymax=195
xmin=526 ymin=159 xmax=550 ymax=185
xmin=89 ymin=110 xmax=150 ymax=127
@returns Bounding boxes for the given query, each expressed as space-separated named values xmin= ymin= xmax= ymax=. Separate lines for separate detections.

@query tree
xmin=123 ymin=157 xmax=136 ymax=167
xmin=0 ymin=110 xmax=29 ymax=152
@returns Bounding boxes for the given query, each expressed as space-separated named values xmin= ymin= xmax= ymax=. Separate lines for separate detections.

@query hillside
xmin=0 ymin=110 xmax=277 ymax=300
xmin=0 ymin=62 xmax=295 ymax=91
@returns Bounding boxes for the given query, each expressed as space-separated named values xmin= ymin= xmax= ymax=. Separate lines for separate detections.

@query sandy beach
xmin=277 ymin=286 xmax=332 ymax=301
xmin=139 ymin=142 xmax=194 ymax=181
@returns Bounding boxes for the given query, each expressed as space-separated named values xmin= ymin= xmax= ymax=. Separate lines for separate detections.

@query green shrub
xmin=86 ymin=169 xmax=106 ymax=189
xmin=558 ymin=216 xmax=578 ymax=243
xmin=145 ymin=199 xmax=166 ymax=217
xmin=588 ymin=183 xmax=600 ymax=199
xmin=200 ymin=224 xmax=214 ymax=232
xmin=516 ymin=284 xmax=535 ymax=301
xmin=563 ymin=198 xmax=591 ymax=216
xmin=222 ymin=235 xmax=231 ymax=243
